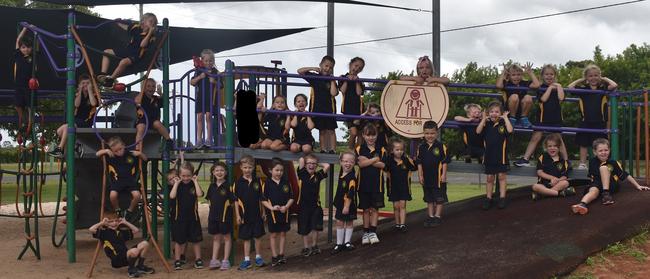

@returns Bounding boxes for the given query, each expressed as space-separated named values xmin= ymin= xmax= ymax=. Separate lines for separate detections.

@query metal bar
xmin=224 ymin=60 xmax=235 ymax=263
xmin=610 ymin=94 xmax=619 ymax=160
xmin=327 ymin=1 xmax=334 ymax=57
xmin=161 ymin=18 xmax=171 ymax=258
xmin=432 ymin=0 xmax=440 ymax=75
xmin=65 ymin=10 xmax=77 ymax=263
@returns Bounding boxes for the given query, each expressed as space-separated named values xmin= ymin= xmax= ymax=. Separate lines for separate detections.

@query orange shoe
xmin=571 ymin=203 xmax=588 ymax=215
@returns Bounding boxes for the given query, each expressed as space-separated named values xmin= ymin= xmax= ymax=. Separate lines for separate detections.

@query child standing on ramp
xmin=416 ymin=121 xmax=450 ymax=227
xmin=170 ymin=162 xmax=204 ymax=270
xmin=384 ymin=138 xmax=417 ymax=232
xmin=331 ymin=151 xmax=357 ymax=254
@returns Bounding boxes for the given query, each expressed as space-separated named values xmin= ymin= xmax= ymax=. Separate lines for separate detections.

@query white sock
xmin=344 ymin=228 xmax=353 ymax=243
xmin=255 ymin=254 xmax=262 ymax=259
xmin=244 ymin=256 xmax=250 ymax=261
xmin=336 ymin=228 xmax=344 ymax=245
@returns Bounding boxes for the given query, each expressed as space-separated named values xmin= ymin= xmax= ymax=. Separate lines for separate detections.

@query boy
xmin=495 ymin=63 xmax=540 ymax=128
xmin=571 ymin=138 xmax=649 ymax=214
xmin=416 ymin=121 xmax=450 ymax=227
xmin=454 ymin=103 xmax=484 ymax=163
xmin=14 ymin=27 xmax=36 ymax=129
xmin=135 ymin=78 xmax=173 ymax=151
xmin=89 ymin=211 xmax=154 ymax=278
xmin=96 ymin=136 xmax=147 ymax=224
xmin=233 ymin=155 xmax=266 ymax=270
xmin=355 ymin=124 xmax=386 ymax=244
xmin=296 ymin=154 xmax=329 ymax=256
xmin=97 ymin=13 xmax=158 ymax=87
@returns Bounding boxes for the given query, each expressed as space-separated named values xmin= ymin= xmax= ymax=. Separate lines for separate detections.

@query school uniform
xmin=291 ymin=115 xmax=315 ymax=146
xmin=304 ymin=72 xmax=337 ymax=130
xmin=586 ymin=157 xmax=628 ymax=194
xmin=13 ymin=49 xmax=37 ymax=108
xmin=114 ymin=23 xmax=153 ymax=64
xmin=262 ymin=178 xmax=293 ymax=233
xmin=206 ymin=181 xmax=234 ymax=235
xmin=501 ymin=80 xmax=532 ymax=116
xmin=296 ymin=167 xmax=327 ymax=235
xmin=74 ymin=94 xmax=96 ymax=128
xmin=575 ymin=82 xmax=609 ymax=147
xmin=355 ymin=144 xmax=386 ymax=209
xmin=334 ymin=169 xmax=357 ymax=221
xmin=262 ymin=113 xmax=289 ymax=143
xmin=481 ymin=118 xmax=511 ymax=174
xmin=536 ymin=153 xmax=570 ymax=187
xmin=339 ymin=73 xmax=364 ymax=128
xmin=415 ymin=140 xmax=450 ymax=203
xmin=93 ymin=228 xmax=134 ymax=268
xmin=459 ymin=122 xmax=484 ymax=159
xmin=193 ymin=67 xmax=219 ymax=113
xmin=233 ymin=176 xmax=266 ymax=240
xmin=359 ymin=120 xmax=390 ymax=149
xmin=136 ymin=94 xmax=161 ymax=127
xmin=106 ymin=152 xmax=139 ymax=194
xmin=383 ymin=154 xmax=417 ymax=202
xmin=535 ymin=83 xmax=563 ymax=127
xmin=171 ymin=181 xmax=203 ymax=244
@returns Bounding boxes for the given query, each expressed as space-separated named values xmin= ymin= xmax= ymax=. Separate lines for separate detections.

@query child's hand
xmin=523 ymin=62 xmax=534 ymax=73
xmin=101 ymin=218 xmax=109 ymax=225
xmin=156 ymin=84 xmax=163 ymax=94
xmin=119 ymin=218 xmax=127 ymax=225
xmin=342 ymin=206 xmax=349 ymax=215
xmin=280 ymin=206 xmax=287 ymax=213
xmin=500 ymin=63 xmax=509 ymax=76
xmin=552 ymin=83 xmax=562 ymax=89
xmin=637 ymin=185 xmax=650 ymax=191
xmin=550 ymin=177 xmax=559 ymax=186
xmin=482 ymin=111 xmax=488 ymax=120
xmin=106 ymin=150 xmax=115 ymax=158
xmin=172 ymin=177 xmax=181 ymax=184
xmin=192 ymin=175 xmax=198 ymax=182
xmin=441 ymin=174 xmax=447 ymax=183
xmin=501 ymin=111 xmax=510 ymax=119
xmin=273 ymin=205 xmax=281 ymax=211
xmin=136 ymin=108 xmax=144 ymax=119
xmin=262 ymin=214 xmax=267 ymax=221
xmin=414 ymin=77 xmax=425 ymax=85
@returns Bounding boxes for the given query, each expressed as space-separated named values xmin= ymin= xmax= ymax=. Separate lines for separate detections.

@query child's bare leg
xmin=290 ymin=143 xmax=301 ymax=153
xmin=270 ymin=140 xmax=287 ymax=151
xmin=153 ymin=121 xmax=171 ymax=140
xmin=328 ymin=130 xmax=336 ymax=151
xmin=205 ymin=112 xmax=213 ymax=144
xmin=551 ymin=180 xmax=570 ymax=192
xmin=434 ymin=203 xmax=443 ymax=217
xmin=196 ymin=113 xmax=204 ymax=145
xmin=243 ymin=240 xmax=251 ymax=258
xmin=302 ymin=144 xmax=313 ymax=153
xmin=136 ymin=241 xmax=149 ymax=257
xmin=279 ymin=232 xmax=286 ymax=255
xmin=109 ymin=190 xmax=120 ymax=210
xmin=507 ymin=95 xmax=519 ymax=116
xmin=260 ymin=139 xmax=271 ymax=149
xmin=579 ymin=146 xmax=588 ymax=165
xmin=192 ymin=242 xmax=201 ymax=260
xmin=392 ymin=201 xmax=400 ymax=224
xmin=400 ymin=201 xmax=407 ymax=224
xmin=498 ymin=173 xmax=507 ymax=198
xmin=600 ymin=166 xmax=612 ymax=191
xmin=101 ymin=49 xmax=115 ymax=74
xmin=532 ymin=184 xmax=559 ymax=196
xmin=302 ymin=235 xmax=310 ymax=249
xmin=269 ymin=232 xmax=277 ymax=257
xmin=362 ymin=209 xmax=370 ymax=229
xmin=174 ymin=242 xmax=184 ymax=261
xmin=222 ymin=234 xmax=232 ymax=261
xmin=581 ymin=187 xmax=600 ymax=205
xmin=57 ymin=124 xmax=68 ymax=149
xmin=253 ymin=237 xmax=263 ymax=258
xmin=311 ymin=231 xmax=319 ymax=247
xmin=348 ymin=127 xmax=357 ymax=149
xmin=370 ymin=208 xmax=379 ymax=227
xmin=486 ymin=175 xmax=495 ymax=199
xmin=523 ymin=131 xmax=543 ymax=160
xmin=318 ymin=129 xmax=326 ymax=151
xmin=521 ymin=95 xmax=534 ymax=117
xmin=135 ymin=123 xmax=146 ymax=151
xmin=427 ymin=202 xmax=435 ymax=218
xmin=129 ymin=190 xmax=141 ymax=212
xmin=211 ymin=234 xmax=222 ymax=261
xmin=111 ymin=57 xmax=132 ymax=79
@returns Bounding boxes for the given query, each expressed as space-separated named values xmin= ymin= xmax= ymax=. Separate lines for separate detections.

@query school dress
xmin=262 ymin=178 xmax=293 ymax=233
xmin=291 ymin=115 xmax=315 ymax=146
xmin=193 ymin=67 xmax=219 ymax=113
xmin=296 ymin=167 xmax=327 ymax=235
xmin=575 ymin=82 xmax=609 ymax=147
xmin=535 ymin=83 xmax=563 ymax=127
xmin=384 ymin=154 xmax=417 ymax=202
xmin=136 ymin=94 xmax=161 ymax=127
xmin=355 ymin=144 xmax=386 ymax=209
xmin=171 ymin=181 xmax=203 ymax=244
xmin=333 ymin=170 xmax=357 ymax=221
xmin=206 ymin=181 xmax=235 ymax=235
xmin=262 ymin=113 xmax=289 ymax=143
xmin=481 ymin=119 xmax=511 ymax=174
xmin=304 ymin=72 xmax=337 ymax=130
xmin=339 ymin=73 xmax=364 ymax=128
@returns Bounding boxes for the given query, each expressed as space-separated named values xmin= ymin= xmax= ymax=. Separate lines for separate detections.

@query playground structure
xmin=0 ymin=9 xmax=649 ymax=277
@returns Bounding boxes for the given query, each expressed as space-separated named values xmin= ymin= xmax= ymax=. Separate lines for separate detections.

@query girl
xmin=170 ymin=162 xmax=204 ymax=270
xmin=49 ymin=74 xmax=98 ymax=158
xmin=531 ymin=133 xmax=575 ymax=201
xmin=476 ymin=101 xmax=513 ymax=210
xmin=515 ymin=65 xmax=568 ymax=167
xmin=496 ymin=63 xmax=540 ymax=128
xmin=135 ymin=78 xmax=173 ymax=152
xmin=290 ymin=94 xmax=315 ymax=153
xmin=331 ymin=151 xmax=357 ymax=254
xmin=298 ymin=55 xmax=338 ymax=153
xmin=399 ymin=56 xmax=450 ymax=85
xmin=384 ymin=138 xmax=417 ymax=232
xmin=359 ymin=103 xmax=390 ymax=149
xmin=453 ymin=103 xmax=484 ymax=163
xmin=261 ymin=159 xmax=294 ymax=266
xmin=190 ymin=49 xmax=221 ymax=148
xmin=339 ymin=57 xmax=366 ymax=149
xmin=206 ymin=162 xmax=234 ymax=270
xmin=257 ymin=95 xmax=291 ymax=151
xmin=568 ymin=64 xmax=617 ymax=170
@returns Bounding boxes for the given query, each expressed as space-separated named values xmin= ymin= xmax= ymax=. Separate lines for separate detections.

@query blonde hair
xmin=582 ymin=64 xmax=602 ymax=79
xmin=463 ymin=103 xmax=482 ymax=112
xmin=339 ymin=150 xmax=357 ymax=161
xmin=142 ymin=13 xmax=158 ymax=26
xmin=416 ymin=56 xmax=436 ymax=76
xmin=240 ymin=155 xmax=255 ymax=167
xmin=107 ymin=136 xmax=124 ymax=148
xmin=540 ymin=64 xmax=557 ymax=77
xmin=201 ymin=49 xmax=215 ymax=58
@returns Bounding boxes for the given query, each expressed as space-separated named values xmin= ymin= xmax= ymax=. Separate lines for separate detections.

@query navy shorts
xmin=114 ymin=46 xmax=140 ymax=64
xmin=423 ymin=183 xmax=448 ymax=204
xmin=238 ymin=218 xmax=265 ymax=240
xmin=15 ymin=88 xmax=37 ymax=108
xmin=208 ymin=220 xmax=232 ymax=235
xmin=297 ymin=206 xmax=323 ymax=235
xmin=357 ymin=191 xmax=385 ymax=209
xmin=172 ymin=219 xmax=203 ymax=244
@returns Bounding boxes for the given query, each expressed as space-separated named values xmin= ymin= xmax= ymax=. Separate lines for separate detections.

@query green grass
xmin=1 ymin=180 xmax=66 ymax=205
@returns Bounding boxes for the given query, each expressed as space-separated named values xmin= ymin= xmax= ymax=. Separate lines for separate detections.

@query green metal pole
xmin=161 ymin=18 xmax=171 ymax=259
xmin=610 ymin=94 xmax=619 ymax=160
xmin=65 ymin=10 xmax=77 ymax=263
xmin=151 ymin=160 xmax=158 ymax=240
xmin=224 ymin=60 xmax=235 ymax=263
xmin=628 ymin=94 xmax=634 ymax=174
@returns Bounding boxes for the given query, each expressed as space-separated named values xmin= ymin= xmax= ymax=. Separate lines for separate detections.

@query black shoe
xmin=320 ymin=150 xmax=327 ymax=154
xmin=423 ymin=217 xmax=433 ymax=228
xmin=497 ymin=197 xmax=507 ymax=209
xmin=344 ymin=242 xmax=355 ymax=251
xmin=271 ymin=256 xmax=279 ymax=267
xmin=48 ymin=147 xmax=64 ymax=159
xmin=301 ymin=248 xmax=311 ymax=257
xmin=331 ymin=244 xmax=344 ymax=255
xmin=311 ymin=245 xmax=321 ymax=255
xmin=482 ymin=198 xmax=493 ymax=210
xmin=465 ymin=157 xmax=472 ymax=164
xmin=430 ymin=216 xmax=442 ymax=227
xmin=328 ymin=150 xmax=336 ymax=154
xmin=400 ymin=224 xmax=408 ymax=233
xmin=174 ymin=260 xmax=183 ymax=270
xmin=75 ymin=143 xmax=85 ymax=158
xmin=278 ymin=254 xmax=287 ymax=264
xmin=128 ymin=267 xmax=141 ymax=278
xmin=137 ymin=264 xmax=155 ymax=274
xmin=194 ymin=259 xmax=204 ymax=269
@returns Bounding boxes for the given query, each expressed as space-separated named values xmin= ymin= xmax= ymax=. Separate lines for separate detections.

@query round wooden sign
xmin=380 ymin=80 xmax=449 ymax=138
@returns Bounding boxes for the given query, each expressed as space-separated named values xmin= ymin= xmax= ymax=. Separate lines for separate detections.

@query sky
xmin=5 ymin=0 xmax=649 ymax=144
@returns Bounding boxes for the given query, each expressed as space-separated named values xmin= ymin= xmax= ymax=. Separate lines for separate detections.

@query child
xmin=568 ymin=64 xmax=617 ymax=170
xmin=259 ymin=95 xmax=290 ymax=151
xmin=190 ymin=49 xmax=221 ymax=148
xmin=233 ymin=155 xmax=266 ymax=270
xmin=49 ymin=74 xmax=98 ymax=158
xmin=495 ymin=63 xmax=540 ymax=128
xmin=360 ymin=103 xmax=390 ymax=149
xmin=298 ymin=55 xmax=338 ymax=153
xmin=384 ymin=138 xmax=417 ymax=232
xmin=515 ymin=64 xmax=569 ymax=167
xmin=454 ymin=103 xmax=484 ymax=164
xmin=289 ymin=94 xmax=315 ymax=153
xmin=296 ymin=154 xmax=329 ymax=256
xmin=399 ymin=55 xmax=450 ymax=85
xmin=476 ymin=101 xmax=514 ymax=210
xmin=205 ymin=162 xmax=233 ymax=270
xmin=98 ymin=13 xmax=158 ymax=87
xmin=531 ymin=133 xmax=575 ymax=200
xmin=89 ymin=211 xmax=155 ymax=278
xmin=14 ymin=27 xmax=36 ymax=128
xmin=96 ymin=136 xmax=147 ymax=223
xmin=247 ymin=93 xmax=267 ymax=149
xmin=571 ymin=138 xmax=649 ymax=214
xmin=339 ymin=57 xmax=366 ymax=149
xmin=355 ymin=124 xmax=386 ymax=244
xmin=261 ymin=158 xmax=294 ymax=266
xmin=331 ymin=151 xmax=357 ymax=254
xmin=170 ymin=162 xmax=204 ymax=270
xmin=135 ymin=78 xmax=173 ymax=151
xmin=415 ymin=121 xmax=450 ymax=227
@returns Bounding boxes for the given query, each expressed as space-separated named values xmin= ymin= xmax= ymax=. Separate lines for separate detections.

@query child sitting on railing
xmin=289 ymin=93 xmax=315 ymax=153
xmin=135 ymin=78 xmax=174 ymax=151
xmin=496 ymin=62 xmax=540 ymax=128
xmin=454 ymin=103 xmax=484 ymax=164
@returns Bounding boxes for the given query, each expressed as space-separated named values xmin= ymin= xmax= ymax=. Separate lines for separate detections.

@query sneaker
xmin=482 ymin=198 xmax=493 ymax=210
xmin=165 ymin=138 xmax=175 ymax=149
xmin=571 ymin=203 xmax=589 ymax=215
xmin=271 ymin=256 xmax=279 ymax=267
xmin=331 ymin=244 xmax=344 ymax=255
xmin=577 ymin=163 xmax=588 ymax=170
xmin=520 ymin=117 xmax=532 ymax=128
xmin=180 ymin=254 xmax=187 ymax=265
xmin=602 ymin=191 xmax=615 ymax=205
xmin=531 ymin=191 xmax=542 ymax=201
xmin=75 ymin=143 xmax=85 ymax=158
xmin=311 ymin=245 xmax=321 ymax=255
xmin=514 ymin=157 xmax=530 ymax=167
xmin=423 ymin=217 xmax=432 ymax=228
xmin=301 ymin=248 xmax=311 ymax=257
xmin=209 ymin=259 xmax=221 ymax=270
xmin=115 ymin=208 xmax=124 ymax=218
xmin=497 ymin=198 xmax=507 ymax=209
xmin=509 ymin=117 xmax=517 ymax=126
xmin=220 ymin=260 xmax=230 ymax=271
xmin=174 ymin=260 xmax=183 ymax=270
xmin=254 ymin=256 xmax=265 ymax=267
xmin=400 ymin=224 xmax=408 ymax=233
xmin=136 ymin=264 xmax=155 ymax=274
xmin=560 ymin=186 xmax=576 ymax=197
xmin=238 ymin=260 xmax=252 ymax=270
xmin=344 ymin=242 xmax=355 ymax=251
xmin=48 ymin=147 xmax=64 ymax=159
xmin=278 ymin=255 xmax=287 ymax=264
xmin=430 ymin=216 xmax=442 ymax=227
xmin=368 ymin=232 xmax=379 ymax=244
xmin=194 ymin=259 xmax=204 ymax=269
xmin=361 ymin=233 xmax=370 ymax=245
xmin=128 ymin=267 xmax=141 ymax=278
xmin=328 ymin=150 xmax=336 ymax=154
xmin=465 ymin=156 xmax=472 ymax=164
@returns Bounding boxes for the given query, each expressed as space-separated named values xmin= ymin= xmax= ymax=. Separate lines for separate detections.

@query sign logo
xmin=381 ymin=80 xmax=449 ymax=138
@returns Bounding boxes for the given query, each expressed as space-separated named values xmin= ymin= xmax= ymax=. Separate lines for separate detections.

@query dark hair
xmin=366 ymin=103 xmax=380 ymax=111
xmin=166 ymin=168 xmax=178 ymax=176
xmin=389 ymin=137 xmax=405 ymax=153
xmin=210 ymin=161 xmax=228 ymax=183
xmin=19 ymin=36 xmax=33 ymax=48
xmin=362 ymin=123 xmax=378 ymax=136
xmin=544 ymin=133 xmax=562 ymax=147
xmin=487 ymin=101 xmax=503 ymax=112
xmin=294 ymin=93 xmax=308 ymax=105
xmin=270 ymin=157 xmax=284 ymax=170
xmin=592 ymin=138 xmax=609 ymax=150
xmin=78 ymin=73 xmax=91 ymax=82
xmin=321 ymin=55 xmax=335 ymax=65
xmin=423 ymin=121 xmax=438 ymax=130
xmin=349 ymin=57 xmax=365 ymax=66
